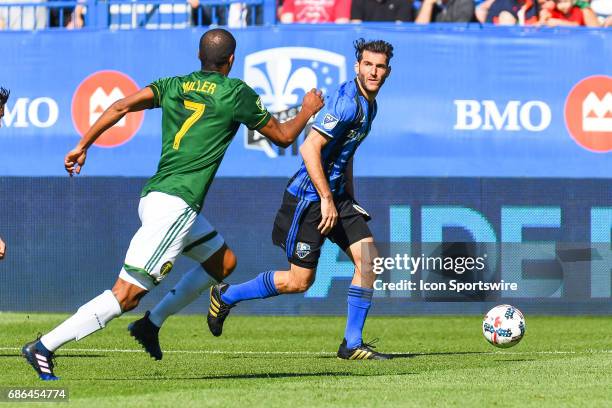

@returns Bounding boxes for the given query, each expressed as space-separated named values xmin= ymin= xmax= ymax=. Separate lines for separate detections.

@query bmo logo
xmin=564 ymin=75 xmax=611 ymax=153
xmin=1 ymin=97 xmax=59 ymax=128
xmin=454 ymin=100 xmax=552 ymax=132
xmin=72 ymin=70 xmax=143 ymax=147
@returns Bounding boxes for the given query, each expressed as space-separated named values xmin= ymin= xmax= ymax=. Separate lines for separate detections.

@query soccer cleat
xmin=128 ymin=311 xmax=162 ymax=360
xmin=207 ymin=283 xmax=234 ymax=337
xmin=22 ymin=338 xmax=59 ymax=380
xmin=337 ymin=338 xmax=392 ymax=360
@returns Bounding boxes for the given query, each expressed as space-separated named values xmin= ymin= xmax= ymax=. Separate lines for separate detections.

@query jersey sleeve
xmin=233 ymin=83 xmax=272 ymax=130
xmin=311 ymin=91 xmax=357 ymax=139
xmin=148 ymin=77 xmax=174 ymax=108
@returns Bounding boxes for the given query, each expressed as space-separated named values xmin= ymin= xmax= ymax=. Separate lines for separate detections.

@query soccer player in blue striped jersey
xmin=208 ymin=39 xmax=394 ymax=360
xmin=0 ymin=87 xmax=9 ymax=128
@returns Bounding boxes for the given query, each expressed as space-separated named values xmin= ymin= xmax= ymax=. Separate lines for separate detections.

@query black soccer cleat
xmin=337 ymin=338 xmax=392 ymax=360
xmin=22 ymin=338 xmax=59 ymax=380
xmin=128 ymin=311 xmax=162 ymax=360
xmin=207 ymin=283 xmax=234 ymax=337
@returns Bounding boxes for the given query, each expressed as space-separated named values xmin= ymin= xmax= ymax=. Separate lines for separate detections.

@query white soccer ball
xmin=482 ymin=304 xmax=526 ymax=348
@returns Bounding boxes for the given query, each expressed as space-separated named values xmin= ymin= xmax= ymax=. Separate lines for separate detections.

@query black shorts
xmin=272 ymin=191 xmax=373 ymax=269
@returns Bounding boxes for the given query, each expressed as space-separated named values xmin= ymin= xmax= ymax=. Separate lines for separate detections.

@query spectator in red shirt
xmin=539 ymin=0 xmax=587 ymax=25
xmin=486 ymin=0 xmax=540 ymax=25
xmin=281 ymin=0 xmax=351 ymax=23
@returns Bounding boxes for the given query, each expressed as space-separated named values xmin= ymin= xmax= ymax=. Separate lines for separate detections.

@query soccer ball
xmin=482 ymin=304 xmax=526 ymax=348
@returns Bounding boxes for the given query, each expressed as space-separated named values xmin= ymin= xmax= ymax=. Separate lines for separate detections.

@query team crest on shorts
xmin=295 ymin=242 xmax=311 ymax=259
xmin=160 ymin=261 xmax=173 ymax=277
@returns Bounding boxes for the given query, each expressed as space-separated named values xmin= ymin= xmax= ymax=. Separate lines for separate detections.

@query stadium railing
xmin=0 ymin=0 xmax=272 ymax=30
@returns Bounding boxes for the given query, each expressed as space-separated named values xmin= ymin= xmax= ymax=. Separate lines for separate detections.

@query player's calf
xmin=200 ymin=244 xmax=237 ymax=282
xmin=22 ymin=290 xmax=123 ymax=380
xmin=273 ymin=266 xmax=316 ymax=293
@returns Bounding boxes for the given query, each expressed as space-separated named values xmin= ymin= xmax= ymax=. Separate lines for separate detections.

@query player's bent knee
xmin=275 ymin=265 xmax=315 ymax=293
xmin=293 ymin=280 xmax=313 ymax=293
xmin=111 ymin=280 xmax=147 ymax=312
xmin=112 ymin=291 xmax=141 ymax=312
xmin=289 ymin=274 xmax=315 ymax=293
xmin=119 ymin=298 xmax=140 ymax=312
xmin=201 ymin=244 xmax=237 ymax=281
xmin=223 ymin=248 xmax=237 ymax=277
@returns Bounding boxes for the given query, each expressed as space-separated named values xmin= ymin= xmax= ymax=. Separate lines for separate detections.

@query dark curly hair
xmin=354 ymin=38 xmax=394 ymax=65
xmin=0 ymin=87 xmax=9 ymax=106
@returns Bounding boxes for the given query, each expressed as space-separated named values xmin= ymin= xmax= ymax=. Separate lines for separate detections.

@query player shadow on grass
xmin=0 ymin=353 xmax=107 ymax=358
xmin=86 ymin=372 xmax=367 ymax=381
xmin=89 ymin=371 xmax=417 ymax=381
xmin=316 ymin=351 xmax=490 ymax=359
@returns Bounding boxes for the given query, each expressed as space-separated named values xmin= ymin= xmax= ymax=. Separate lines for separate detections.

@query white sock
xmin=40 ymin=290 xmax=122 ymax=352
xmin=148 ymin=266 xmax=217 ymax=328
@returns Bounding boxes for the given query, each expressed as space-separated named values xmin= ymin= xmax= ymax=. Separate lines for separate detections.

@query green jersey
xmin=142 ymin=70 xmax=271 ymax=212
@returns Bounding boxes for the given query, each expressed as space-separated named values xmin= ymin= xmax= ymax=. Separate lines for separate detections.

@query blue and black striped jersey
xmin=287 ymin=79 xmax=377 ymax=201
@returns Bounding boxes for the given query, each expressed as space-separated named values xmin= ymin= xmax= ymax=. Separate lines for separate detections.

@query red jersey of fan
xmin=282 ymin=0 xmax=351 ymax=23
xmin=550 ymin=6 xmax=585 ymax=25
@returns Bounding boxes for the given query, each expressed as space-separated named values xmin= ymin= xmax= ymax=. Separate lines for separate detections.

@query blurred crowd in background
xmin=0 ymin=0 xmax=610 ymax=31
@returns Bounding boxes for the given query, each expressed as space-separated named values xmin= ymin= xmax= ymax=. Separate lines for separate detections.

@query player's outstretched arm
xmin=300 ymin=129 xmax=338 ymax=235
xmin=258 ymin=89 xmax=324 ymax=148
xmin=65 ymin=87 xmax=155 ymax=176
xmin=0 ymin=237 xmax=5 ymax=260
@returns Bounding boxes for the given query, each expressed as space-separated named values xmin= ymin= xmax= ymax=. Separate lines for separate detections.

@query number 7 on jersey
xmin=173 ymin=100 xmax=206 ymax=150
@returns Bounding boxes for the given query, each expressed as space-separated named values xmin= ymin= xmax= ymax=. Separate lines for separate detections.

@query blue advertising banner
xmin=0 ymin=25 xmax=610 ymax=178
xmin=0 ymin=177 xmax=610 ymax=314
xmin=0 ymin=26 xmax=610 ymax=314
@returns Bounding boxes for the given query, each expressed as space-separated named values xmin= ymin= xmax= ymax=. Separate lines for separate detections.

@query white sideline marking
xmin=3 ymin=347 xmax=612 ymax=356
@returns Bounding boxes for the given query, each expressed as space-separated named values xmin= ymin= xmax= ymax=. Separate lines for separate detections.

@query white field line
xmin=1 ymin=347 xmax=611 ymax=356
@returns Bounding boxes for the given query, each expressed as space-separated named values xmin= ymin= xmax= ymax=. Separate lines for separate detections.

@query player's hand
xmin=318 ymin=197 xmax=338 ymax=235
xmin=0 ymin=237 xmax=5 ymax=260
xmin=302 ymin=89 xmax=324 ymax=117
xmin=64 ymin=147 xmax=87 ymax=176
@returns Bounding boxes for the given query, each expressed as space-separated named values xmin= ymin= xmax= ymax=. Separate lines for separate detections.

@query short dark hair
xmin=0 ymin=87 xmax=9 ymax=106
xmin=199 ymin=28 xmax=237 ymax=70
xmin=354 ymin=38 xmax=394 ymax=65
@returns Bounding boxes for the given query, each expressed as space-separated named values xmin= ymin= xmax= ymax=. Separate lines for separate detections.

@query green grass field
xmin=0 ymin=312 xmax=611 ymax=407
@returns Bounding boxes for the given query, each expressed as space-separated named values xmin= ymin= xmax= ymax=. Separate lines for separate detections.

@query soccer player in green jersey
xmin=22 ymin=29 xmax=324 ymax=381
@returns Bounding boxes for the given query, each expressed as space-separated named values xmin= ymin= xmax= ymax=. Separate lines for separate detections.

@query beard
xmin=357 ymin=72 xmax=386 ymax=94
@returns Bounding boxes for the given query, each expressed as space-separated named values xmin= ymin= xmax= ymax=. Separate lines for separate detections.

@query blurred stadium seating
xmin=0 ymin=0 xmax=270 ymax=29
